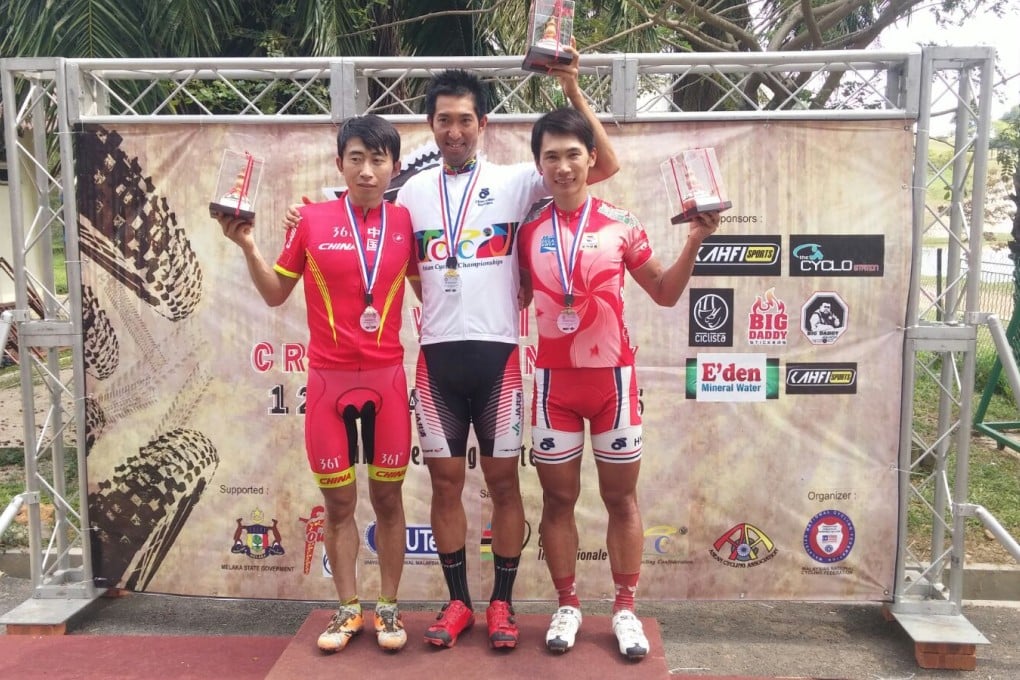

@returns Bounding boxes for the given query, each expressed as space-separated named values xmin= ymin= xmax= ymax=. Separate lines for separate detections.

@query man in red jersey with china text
xmin=215 ymin=115 xmax=416 ymax=655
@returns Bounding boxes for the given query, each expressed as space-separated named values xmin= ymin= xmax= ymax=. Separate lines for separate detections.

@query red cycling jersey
xmin=274 ymin=195 xmax=413 ymax=369
xmin=518 ymin=196 xmax=653 ymax=369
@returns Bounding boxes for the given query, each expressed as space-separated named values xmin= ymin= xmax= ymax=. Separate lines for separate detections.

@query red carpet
xmin=267 ymin=610 xmax=671 ymax=679
xmin=0 ymin=634 xmax=290 ymax=679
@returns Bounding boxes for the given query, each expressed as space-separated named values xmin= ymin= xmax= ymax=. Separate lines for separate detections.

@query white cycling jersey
xmin=397 ymin=159 xmax=547 ymax=345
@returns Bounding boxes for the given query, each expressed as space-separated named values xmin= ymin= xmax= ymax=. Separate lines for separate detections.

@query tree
xmin=991 ymin=106 xmax=1020 ymax=243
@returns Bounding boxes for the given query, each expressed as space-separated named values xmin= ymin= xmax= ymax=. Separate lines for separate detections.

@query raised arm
xmin=631 ymin=212 xmax=720 ymax=307
xmin=548 ymin=43 xmax=620 ymax=184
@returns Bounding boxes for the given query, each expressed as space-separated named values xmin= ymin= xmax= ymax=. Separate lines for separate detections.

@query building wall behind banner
xmin=76 ymin=119 xmax=910 ymax=601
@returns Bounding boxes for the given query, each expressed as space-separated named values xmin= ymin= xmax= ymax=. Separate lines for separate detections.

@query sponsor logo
xmin=803 ymin=510 xmax=855 ymax=564
xmin=364 ymin=522 xmax=438 ymax=558
xmin=539 ymin=235 xmax=556 ymax=253
xmin=790 ymin=235 xmax=884 ymax=277
xmin=642 ymin=524 xmax=693 ymax=565
xmin=229 ymin=507 xmax=286 ymax=560
xmin=298 ymin=505 xmax=326 ymax=575
xmin=415 ymin=222 xmax=517 ymax=263
xmin=694 ymin=235 xmax=782 ymax=276
xmin=786 ymin=363 xmax=858 ymax=394
xmin=689 ymin=289 xmax=733 ymax=347
xmin=481 ymin=519 xmax=533 ymax=561
xmin=801 ymin=292 xmax=849 ymax=345
xmin=537 ymin=533 xmax=608 ymax=562
xmin=686 ymin=354 xmax=780 ymax=401
xmin=317 ymin=242 xmax=355 ymax=251
xmin=709 ymin=522 xmax=778 ymax=568
xmin=747 ymin=287 xmax=788 ymax=345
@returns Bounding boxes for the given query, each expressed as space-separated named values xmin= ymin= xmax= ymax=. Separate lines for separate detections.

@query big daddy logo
xmin=790 ymin=235 xmax=884 ymax=276
xmin=689 ymin=288 xmax=733 ymax=346
xmin=693 ymin=235 xmax=782 ymax=276
xmin=803 ymin=510 xmax=855 ymax=563
xmin=747 ymin=287 xmax=788 ymax=345
xmin=709 ymin=522 xmax=778 ymax=567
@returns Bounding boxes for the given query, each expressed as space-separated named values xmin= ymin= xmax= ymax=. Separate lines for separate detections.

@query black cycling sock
xmin=438 ymin=547 xmax=471 ymax=609
xmin=490 ymin=552 xmax=520 ymax=604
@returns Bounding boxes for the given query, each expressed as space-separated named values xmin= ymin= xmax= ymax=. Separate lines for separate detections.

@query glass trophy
xmin=660 ymin=148 xmax=732 ymax=224
xmin=522 ymin=0 xmax=575 ymax=74
xmin=209 ymin=150 xmax=264 ymax=221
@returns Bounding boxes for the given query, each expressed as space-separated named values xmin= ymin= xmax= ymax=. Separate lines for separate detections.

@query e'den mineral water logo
xmin=685 ymin=353 xmax=779 ymax=401
xmin=786 ymin=362 xmax=858 ymax=394
xmin=790 ymin=235 xmax=884 ymax=277
xmin=364 ymin=522 xmax=437 ymax=557
xmin=803 ymin=510 xmax=855 ymax=563
xmin=689 ymin=288 xmax=733 ymax=347
xmin=693 ymin=235 xmax=782 ymax=276
xmin=709 ymin=522 xmax=778 ymax=568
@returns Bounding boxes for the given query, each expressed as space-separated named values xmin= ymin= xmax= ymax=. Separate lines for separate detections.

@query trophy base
xmin=522 ymin=45 xmax=573 ymax=74
xmin=670 ymin=199 xmax=732 ymax=225
xmin=209 ymin=200 xmax=255 ymax=222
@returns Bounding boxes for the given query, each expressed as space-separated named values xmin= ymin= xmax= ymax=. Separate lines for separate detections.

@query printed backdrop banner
xmin=76 ymin=119 xmax=911 ymax=601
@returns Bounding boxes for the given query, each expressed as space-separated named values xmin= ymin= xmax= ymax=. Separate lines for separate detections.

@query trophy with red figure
xmin=660 ymin=148 xmax=732 ymax=224
xmin=209 ymin=150 xmax=264 ymax=221
xmin=523 ymin=0 xmax=575 ymax=74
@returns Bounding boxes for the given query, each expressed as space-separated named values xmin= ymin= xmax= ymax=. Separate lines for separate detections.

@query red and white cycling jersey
xmin=274 ymin=194 xmax=413 ymax=370
xmin=518 ymin=196 xmax=653 ymax=369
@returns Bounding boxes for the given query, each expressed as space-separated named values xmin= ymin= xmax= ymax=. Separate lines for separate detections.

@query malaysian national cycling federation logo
xmin=803 ymin=510 xmax=855 ymax=563
xmin=709 ymin=523 xmax=778 ymax=567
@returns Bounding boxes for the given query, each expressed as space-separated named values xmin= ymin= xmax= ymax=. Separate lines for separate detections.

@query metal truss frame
xmin=0 ymin=49 xmax=1003 ymax=646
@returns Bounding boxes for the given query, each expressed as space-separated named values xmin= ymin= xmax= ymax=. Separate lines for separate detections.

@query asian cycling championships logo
xmin=416 ymin=223 xmax=517 ymax=264
xmin=803 ymin=510 xmax=855 ymax=564
xmin=709 ymin=522 xmax=778 ymax=568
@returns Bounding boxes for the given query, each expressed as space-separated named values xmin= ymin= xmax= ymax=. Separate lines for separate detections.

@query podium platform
xmin=267 ymin=609 xmax=671 ymax=679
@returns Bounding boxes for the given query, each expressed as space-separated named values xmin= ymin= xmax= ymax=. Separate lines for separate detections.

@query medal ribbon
xmin=344 ymin=195 xmax=387 ymax=305
xmin=438 ymin=160 xmax=481 ymax=265
xmin=550 ymin=196 xmax=592 ymax=306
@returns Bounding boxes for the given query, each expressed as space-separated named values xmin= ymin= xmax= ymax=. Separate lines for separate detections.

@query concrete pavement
xmin=2 ymin=570 xmax=1019 ymax=678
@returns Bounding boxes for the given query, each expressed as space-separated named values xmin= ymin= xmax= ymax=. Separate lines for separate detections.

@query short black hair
xmin=425 ymin=69 xmax=489 ymax=119
xmin=337 ymin=114 xmax=401 ymax=161
xmin=530 ymin=107 xmax=595 ymax=162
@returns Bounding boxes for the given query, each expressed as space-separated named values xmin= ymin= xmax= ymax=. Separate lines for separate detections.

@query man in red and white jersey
xmin=395 ymin=47 xmax=619 ymax=651
xmin=517 ymin=107 xmax=720 ymax=659
xmin=215 ymin=115 xmax=416 ymax=654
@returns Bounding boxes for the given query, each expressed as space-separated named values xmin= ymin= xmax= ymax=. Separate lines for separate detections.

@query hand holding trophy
xmin=660 ymin=148 xmax=732 ymax=224
xmin=522 ymin=0 xmax=575 ymax=74
xmin=209 ymin=150 xmax=264 ymax=221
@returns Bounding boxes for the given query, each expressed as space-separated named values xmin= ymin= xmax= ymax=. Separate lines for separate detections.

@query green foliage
xmin=991 ymin=106 xmax=1020 ymax=187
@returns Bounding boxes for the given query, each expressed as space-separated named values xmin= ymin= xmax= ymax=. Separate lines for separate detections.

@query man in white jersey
xmin=400 ymin=49 xmax=619 ymax=650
